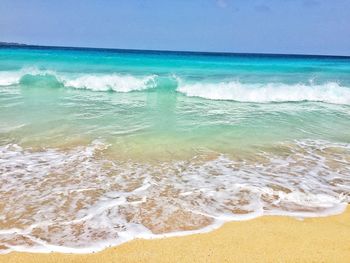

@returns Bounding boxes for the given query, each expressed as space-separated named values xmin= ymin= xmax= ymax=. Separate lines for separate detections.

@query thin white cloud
xmin=216 ymin=0 xmax=228 ymax=8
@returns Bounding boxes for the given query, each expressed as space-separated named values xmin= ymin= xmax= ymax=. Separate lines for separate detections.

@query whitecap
xmin=177 ymin=79 xmax=350 ymax=105
xmin=0 ymin=68 xmax=157 ymax=92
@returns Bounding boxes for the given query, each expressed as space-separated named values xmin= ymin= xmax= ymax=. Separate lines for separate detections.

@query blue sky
xmin=1 ymin=0 xmax=349 ymax=55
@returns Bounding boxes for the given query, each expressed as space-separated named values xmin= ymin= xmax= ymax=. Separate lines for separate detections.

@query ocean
xmin=1 ymin=45 xmax=350 ymax=253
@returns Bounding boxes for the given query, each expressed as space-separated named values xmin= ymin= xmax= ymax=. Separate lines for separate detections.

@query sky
xmin=0 ymin=0 xmax=349 ymax=56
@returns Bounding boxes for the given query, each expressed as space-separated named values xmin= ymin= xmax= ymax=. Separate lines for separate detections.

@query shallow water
xmin=0 ymin=46 xmax=350 ymax=253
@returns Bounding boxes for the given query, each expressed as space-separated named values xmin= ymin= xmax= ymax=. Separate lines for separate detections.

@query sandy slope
xmin=1 ymin=207 xmax=350 ymax=263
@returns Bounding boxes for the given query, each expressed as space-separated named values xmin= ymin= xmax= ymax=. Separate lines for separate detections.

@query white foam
xmin=0 ymin=68 xmax=157 ymax=92
xmin=0 ymin=68 xmax=52 ymax=86
xmin=0 ymin=139 xmax=349 ymax=254
xmin=0 ymin=71 xmax=22 ymax=86
xmin=59 ymin=74 xmax=157 ymax=92
xmin=177 ymin=79 xmax=350 ymax=105
xmin=2 ymin=68 xmax=350 ymax=105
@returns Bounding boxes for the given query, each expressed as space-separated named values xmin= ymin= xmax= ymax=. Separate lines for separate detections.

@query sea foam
xmin=59 ymin=74 xmax=157 ymax=92
xmin=0 ymin=68 xmax=51 ymax=86
xmin=1 ymin=68 xmax=350 ymax=105
xmin=0 ymin=68 xmax=157 ymax=92
xmin=0 ymin=139 xmax=349 ymax=254
xmin=177 ymin=80 xmax=350 ymax=105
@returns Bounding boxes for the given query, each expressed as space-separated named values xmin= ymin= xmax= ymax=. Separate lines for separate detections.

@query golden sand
xmin=1 ymin=207 xmax=350 ymax=263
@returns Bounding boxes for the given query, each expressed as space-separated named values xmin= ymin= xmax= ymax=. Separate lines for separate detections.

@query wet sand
xmin=1 ymin=207 xmax=350 ymax=263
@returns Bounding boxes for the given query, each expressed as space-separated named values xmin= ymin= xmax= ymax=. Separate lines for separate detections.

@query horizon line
xmin=1 ymin=41 xmax=349 ymax=59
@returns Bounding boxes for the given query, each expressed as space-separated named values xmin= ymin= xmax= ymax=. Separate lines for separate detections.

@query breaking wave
xmin=0 ymin=68 xmax=157 ymax=92
xmin=177 ymin=80 xmax=350 ymax=105
xmin=1 ymin=68 xmax=350 ymax=105
xmin=60 ymin=74 xmax=157 ymax=92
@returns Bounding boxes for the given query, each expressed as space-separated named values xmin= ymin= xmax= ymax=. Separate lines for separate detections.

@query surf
xmin=0 ymin=139 xmax=349 ymax=254
xmin=0 ymin=68 xmax=158 ymax=92
xmin=176 ymin=79 xmax=350 ymax=105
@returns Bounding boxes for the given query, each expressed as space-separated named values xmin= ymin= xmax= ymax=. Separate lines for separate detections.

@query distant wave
xmin=0 ymin=68 xmax=157 ymax=92
xmin=177 ymin=80 xmax=350 ymax=105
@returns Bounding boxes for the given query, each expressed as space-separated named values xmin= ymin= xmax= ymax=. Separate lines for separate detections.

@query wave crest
xmin=60 ymin=74 xmax=157 ymax=92
xmin=0 ymin=68 xmax=51 ymax=86
xmin=177 ymin=80 xmax=350 ymax=104
xmin=2 ymin=68 xmax=350 ymax=105
xmin=0 ymin=68 xmax=157 ymax=92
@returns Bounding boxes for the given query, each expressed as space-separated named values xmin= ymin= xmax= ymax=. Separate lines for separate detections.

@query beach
xmin=1 ymin=46 xmax=350 ymax=256
xmin=1 ymin=207 xmax=350 ymax=263
xmin=1 ymin=0 xmax=350 ymax=261
xmin=1 ymin=0 xmax=350 ymax=262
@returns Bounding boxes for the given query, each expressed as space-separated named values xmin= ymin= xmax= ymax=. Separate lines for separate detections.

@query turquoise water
xmin=1 ymin=46 xmax=350 ymax=253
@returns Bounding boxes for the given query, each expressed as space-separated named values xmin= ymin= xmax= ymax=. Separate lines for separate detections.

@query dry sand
xmin=1 ymin=207 xmax=350 ymax=263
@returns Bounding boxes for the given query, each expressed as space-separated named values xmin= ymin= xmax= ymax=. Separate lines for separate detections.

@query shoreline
xmin=1 ymin=207 xmax=350 ymax=263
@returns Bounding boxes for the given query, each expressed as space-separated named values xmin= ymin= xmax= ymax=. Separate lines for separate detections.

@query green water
xmin=1 ymin=48 xmax=350 ymax=153
xmin=0 ymin=46 xmax=350 ymax=253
